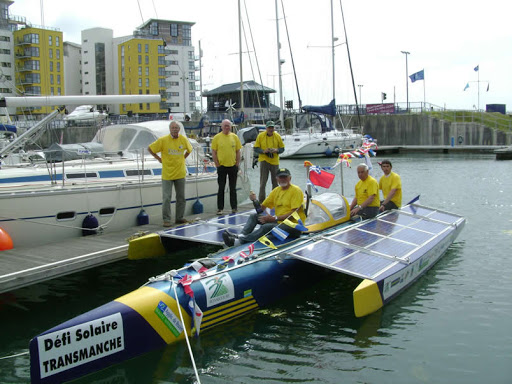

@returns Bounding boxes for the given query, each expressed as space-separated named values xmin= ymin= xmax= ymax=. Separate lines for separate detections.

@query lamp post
xmin=357 ymin=84 xmax=363 ymax=106
xmin=401 ymin=50 xmax=410 ymax=112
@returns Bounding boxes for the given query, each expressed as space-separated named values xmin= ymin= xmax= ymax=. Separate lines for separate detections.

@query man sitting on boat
xmin=378 ymin=159 xmax=402 ymax=212
xmin=222 ymin=168 xmax=306 ymax=247
xmin=349 ymin=163 xmax=379 ymax=220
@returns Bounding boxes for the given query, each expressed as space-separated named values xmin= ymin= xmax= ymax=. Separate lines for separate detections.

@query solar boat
xmin=28 ymin=193 xmax=464 ymax=383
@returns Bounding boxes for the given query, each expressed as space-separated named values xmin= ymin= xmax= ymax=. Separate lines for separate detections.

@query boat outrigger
xmin=29 ymin=191 xmax=465 ymax=383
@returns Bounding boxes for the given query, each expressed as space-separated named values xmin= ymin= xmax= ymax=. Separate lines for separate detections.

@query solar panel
xmin=287 ymin=204 xmax=463 ymax=281
xmin=159 ymin=212 xmax=251 ymax=245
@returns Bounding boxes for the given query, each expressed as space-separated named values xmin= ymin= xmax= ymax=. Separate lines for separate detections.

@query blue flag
xmin=409 ymin=69 xmax=424 ymax=83
xmin=463 ymin=83 xmax=469 ymax=91
xmin=474 ymin=65 xmax=479 ymax=72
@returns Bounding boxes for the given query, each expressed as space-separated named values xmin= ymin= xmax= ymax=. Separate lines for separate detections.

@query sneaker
xmin=216 ymin=210 xmax=223 ymax=215
xmin=163 ymin=221 xmax=172 ymax=227
xmin=175 ymin=218 xmax=188 ymax=225
xmin=225 ymin=229 xmax=239 ymax=238
xmin=231 ymin=209 xmax=238 ymax=214
xmin=222 ymin=231 xmax=235 ymax=247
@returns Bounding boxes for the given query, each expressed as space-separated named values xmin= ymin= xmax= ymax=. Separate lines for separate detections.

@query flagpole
xmin=477 ymin=67 xmax=480 ymax=111
xmin=423 ymin=71 xmax=426 ymax=110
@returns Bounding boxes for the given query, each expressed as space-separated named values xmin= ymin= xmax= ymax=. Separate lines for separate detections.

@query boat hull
xmin=29 ymin=255 xmax=317 ymax=383
xmin=280 ymin=132 xmax=362 ymax=158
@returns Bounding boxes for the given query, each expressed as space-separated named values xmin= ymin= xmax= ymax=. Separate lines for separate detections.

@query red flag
xmin=309 ymin=169 xmax=335 ymax=188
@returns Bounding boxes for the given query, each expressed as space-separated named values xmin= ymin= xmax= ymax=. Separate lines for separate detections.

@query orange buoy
xmin=0 ymin=228 xmax=13 ymax=251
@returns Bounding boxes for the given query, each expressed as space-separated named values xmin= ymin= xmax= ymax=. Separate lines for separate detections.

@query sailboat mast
xmin=239 ymin=0 xmax=244 ymax=116
xmin=275 ymin=0 xmax=284 ymax=126
xmin=331 ymin=0 xmax=336 ymax=105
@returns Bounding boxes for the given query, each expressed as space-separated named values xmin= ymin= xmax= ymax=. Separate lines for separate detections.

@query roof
xmin=203 ymin=81 xmax=276 ymax=96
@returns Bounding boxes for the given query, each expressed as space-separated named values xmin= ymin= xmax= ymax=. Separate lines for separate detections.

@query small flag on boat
xmin=190 ymin=261 xmax=208 ymax=274
xmin=259 ymin=235 xmax=277 ymax=249
xmin=188 ymin=296 xmax=203 ymax=337
xmin=474 ymin=65 xmax=479 ymax=72
xmin=464 ymin=83 xmax=469 ymax=91
xmin=309 ymin=167 xmax=335 ymax=188
xmin=239 ymin=243 xmax=255 ymax=259
xmin=271 ymin=226 xmax=289 ymax=241
xmin=179 ymin=274 xmax=194 ymax=296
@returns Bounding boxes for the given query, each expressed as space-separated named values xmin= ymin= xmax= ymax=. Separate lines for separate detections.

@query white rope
xmin=0 ymin=351 xmax=29 ymax=360
xmin=172 ymin=281 xmax=202 ymax=384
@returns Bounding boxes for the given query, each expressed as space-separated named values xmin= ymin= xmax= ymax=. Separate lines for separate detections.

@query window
xmin=145 ymin=78 xmax=149 ymax=87
xmin=57 ymin=62 xmax=60 ymax=72
xmin=49 ymin=48 xmax=53 ymax=59
xmin=138 ymin=78 xmax=142 ymax=87
xmin=189 ymin=82 xmax=195 ymax=90
xmin=0 ymin=36 xmax=10 ymax=42
xmin=170 ymin=24 xmax=178 ymax=37
xmin=56 ymin=49 xmax=60 ymax=59
xmin=138 ymin=66 xmax=142 ymax=76
xmin=50 ymin=74 xmax=54 ymax=84
xmin=158 ymin=56 xmax=165 ymax=65
xmin=169 ymin=49 xmax=178 ymax=54
xmin=188 ymin=51 xmax=194 ymax=59
xmin=57 ymin=75 xmax=60 ymax=85
xmin=57 ymin=87 xmax=61 ymax=95
xmin=49 ymin=61 xmax=53 ymax=71
xmin=158 ymin=67 xmax=166 ymax=76
xmin=170 ymin=81 xmax=179 ymax=86
xmin=170 ymin=71 xmax=179 ymax=75
xmin=188 ymin=72 xmax=195 ymax=80
xmin=145 ymin=44 xmax=149 ymax=53
xmin=188 ymin=61 xmax=194 ymax=70
xmin=49 ymin=35 xmax=52 ymax=45
xmin=145 ymin=67 xmax=149 ymax=76
xmin=138 ymin=43 xmax=141 ymax=53
xmin=50 ymin=87 xmax=54 ymax=95
xmin=189 ymin=92 xmax=195 ymax=101
xmin=158 ymin=78 xmax=166 ymax=87
xmin=25 ymin=46 xmax=39 ymax=57
xmin=56 ymin=36 xmax=60 ymax=46
xmin=170 ymin=60 xmax=178 ymax=65
xmin=24 ymin=33 xmax=39 ymax=44
xmin=170 ymin=92 xmax=179 ymax=96
xmin=138 ymin=55 xmax=141 ymax=64
xmin=145 ymin=55 xmax=149 ymax=65
xmin=158 ymin=45 xmax=165 ymax=54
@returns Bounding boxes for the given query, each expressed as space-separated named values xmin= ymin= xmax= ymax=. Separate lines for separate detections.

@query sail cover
xmin=301 ymin=99 xmax=336 ymax=116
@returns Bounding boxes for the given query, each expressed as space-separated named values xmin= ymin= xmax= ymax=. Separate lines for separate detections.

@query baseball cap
xmin=265 ymin=120 xmax=275 ymax=128
xmin=276 ymin=168 xmax=291 ymax=177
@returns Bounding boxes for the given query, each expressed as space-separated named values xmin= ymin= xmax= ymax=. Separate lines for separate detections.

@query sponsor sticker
xmin=154 ymin=301 xmax=184 ymax=337
xmin=200 ymin=273 xmax=235 ymax=307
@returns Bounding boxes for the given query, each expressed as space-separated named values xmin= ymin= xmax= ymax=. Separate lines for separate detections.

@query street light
xmin=357 ymin=84 xmax=363 ymax=106
xmin=401 ymin=51 xmax=410 ymax=112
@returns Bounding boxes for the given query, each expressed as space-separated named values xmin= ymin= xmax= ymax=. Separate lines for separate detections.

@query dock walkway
xmin=0 ymin=203 xmax=253 ymax=294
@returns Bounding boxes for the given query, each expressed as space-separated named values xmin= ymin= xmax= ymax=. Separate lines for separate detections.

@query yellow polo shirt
xmin=263 ymin=184 xmax=306 ymax=223
xmin=379 ymin=172 xmax=402 ymax=207
xmin=355 ymin=176 xmax=380 ymax=207
xmin=211 ymin=132 xmax=242 ymax=167
xmin=254 ymin=131 xmax=285 ymax=165
xmin=149 ymin=134 xmax=192 ymax=180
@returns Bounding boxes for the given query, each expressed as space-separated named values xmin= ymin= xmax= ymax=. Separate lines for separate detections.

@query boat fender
xmin=82 ymin=214 xmax=98 ymax=236
xmin=197 ymin=258 xmax=217 ymax=269
xmin=334 ymin=146 xmax=340 ymax=154
xmin=325 ymin=147 xmax=333 ymax=157
xmin=0 ymin=228 xmax=13 ymax=251
xmin=137 ymin=209 xmax=149 ymax=225
xmin=192 ymin=198 xmax=204 ymax=214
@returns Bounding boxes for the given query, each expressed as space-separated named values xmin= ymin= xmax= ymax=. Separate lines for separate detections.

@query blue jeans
xmin=239 ymin=212 xmax=302 ymax=244
xmin=162 ymin=178 xmax=186 ymax=222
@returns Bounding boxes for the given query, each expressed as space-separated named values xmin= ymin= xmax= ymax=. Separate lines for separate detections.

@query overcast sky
xmin=11 ymin=0 xmax=512 ymax=112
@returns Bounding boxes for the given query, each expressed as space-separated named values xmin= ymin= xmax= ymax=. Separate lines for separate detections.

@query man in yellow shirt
xmin=378 ymin=159 xmax=402 ymax=212
xmin=211 ymin=119 xmax=243 ymax=214
xmin=148 ymin=121 xmax=193 ymax=226
xmin=349 ymin=163 xmax=380 ymax=219
xmin=254 ymin=121 xmax=285 ymax=202
xmin=222 ymin=168 xmax=305 ymax=246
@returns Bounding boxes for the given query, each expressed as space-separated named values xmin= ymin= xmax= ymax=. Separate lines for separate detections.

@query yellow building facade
xmin=118 ymin=38 xmax=167 ymax=115
xmin=13 ymin=26 xmax=64 ymax=115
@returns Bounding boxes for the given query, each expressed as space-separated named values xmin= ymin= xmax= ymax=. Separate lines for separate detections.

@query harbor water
xmin=1 ymin=153 xmax=511 ymax=383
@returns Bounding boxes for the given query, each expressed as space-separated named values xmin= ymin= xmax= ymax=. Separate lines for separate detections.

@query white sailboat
xmin=275 ymin=0 xmax=363 ymax=159
xmin=0 ymin=95 xmax=252 ymax=249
